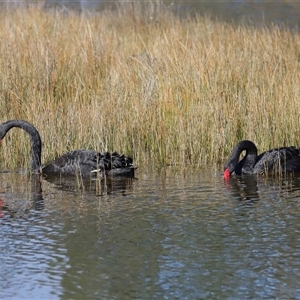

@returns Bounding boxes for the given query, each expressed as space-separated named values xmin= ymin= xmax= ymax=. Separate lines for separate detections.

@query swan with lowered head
xmin=0 ymin=120 xmax=137 ymax=177
xmin=224 ymin=140 xmax=300 ymax=178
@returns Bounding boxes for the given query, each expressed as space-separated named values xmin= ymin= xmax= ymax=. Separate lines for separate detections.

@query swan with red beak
xmin=224 ymin=140 xmax=300 ymax=178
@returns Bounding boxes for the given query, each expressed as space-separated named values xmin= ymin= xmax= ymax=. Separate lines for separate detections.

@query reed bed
xmin=0 ymin=4 xmax=300 ymax=172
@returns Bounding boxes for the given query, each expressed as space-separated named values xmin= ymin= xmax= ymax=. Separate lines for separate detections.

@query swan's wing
xmin=254 ymin=147 xmax=300 ymax=174
xmin=285 ymin=157 xmax=300 ymax=172
xmin=42 ymin=150 xmax=100 ymax=176
xmin=97 ymin=152 xmax=137 ymax=176
xmin=43 ymin=150 xmax=136 ymax=177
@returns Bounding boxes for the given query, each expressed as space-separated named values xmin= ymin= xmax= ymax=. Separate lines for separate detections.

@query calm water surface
xmin=1 ymin=169 xmax=300 ymax=299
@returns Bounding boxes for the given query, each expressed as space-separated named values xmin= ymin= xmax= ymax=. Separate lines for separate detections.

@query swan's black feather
xmin=0 ymin=120 xmax=137 ymax=177
xmin=224 ymin=140 xmax=300 ymax=176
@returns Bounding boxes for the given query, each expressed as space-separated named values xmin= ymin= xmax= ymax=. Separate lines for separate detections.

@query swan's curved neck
xmin=236 ymin=141 xmax=258 ymax=173
xmin=224 ymin=140 xmax=258 ymax=175
xmin=238 ymin=140 xmax=257 ymax=159
xmin=0 ymin=120 xmax=42 ymax=173
xmin=232 ymin=140 xmax=256 ymax=157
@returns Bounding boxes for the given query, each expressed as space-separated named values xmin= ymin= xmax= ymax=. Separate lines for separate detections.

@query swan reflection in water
xmin=0 ymin=174 xmax=44 ymax=219
xmin=224 ymin=172 xmax=300 ymax=205
xmin=45 ymin=174 xmax=136 ymax=196
xmin=0 ymin=172 xmax=136 ymax=219
xmin=224 ymin=175 xmax=260 ymax=204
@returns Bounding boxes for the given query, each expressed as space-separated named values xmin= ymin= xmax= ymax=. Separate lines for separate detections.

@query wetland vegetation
xmin=1 ymin=3 xmax=300 ymax=172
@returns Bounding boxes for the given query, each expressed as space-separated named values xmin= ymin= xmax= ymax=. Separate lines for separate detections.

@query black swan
xmin=224 ymin=140 xmax=300 ymax=178
xmin=0 ymin=120 xmax=137 ymax=177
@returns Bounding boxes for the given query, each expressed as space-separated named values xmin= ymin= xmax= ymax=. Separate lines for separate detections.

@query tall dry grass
xmin=0 ymin=4 xmax=300 ymax=172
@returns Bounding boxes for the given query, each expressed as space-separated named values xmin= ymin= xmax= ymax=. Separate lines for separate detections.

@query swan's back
xmin=42 ymin=150 xmax=98 ymax=176
xmin=254 ymin=146 xmax=300 ymax=174
xmin=42 ymin=150 xmax=136 ymax=177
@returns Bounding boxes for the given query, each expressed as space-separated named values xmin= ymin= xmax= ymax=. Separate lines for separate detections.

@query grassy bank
xmin=0 ymin=4 xmax=300 ymax=172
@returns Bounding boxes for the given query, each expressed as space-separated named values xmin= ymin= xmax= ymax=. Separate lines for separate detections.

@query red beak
xmin=224 ymin=167 xmax=231 ymax=180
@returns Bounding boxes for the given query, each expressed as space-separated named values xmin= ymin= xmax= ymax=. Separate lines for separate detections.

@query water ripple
xmin=1 ymin=171 xmax=300 ymax=299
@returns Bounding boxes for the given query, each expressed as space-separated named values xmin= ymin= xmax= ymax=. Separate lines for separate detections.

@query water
xmin=1 ymin=169 xmax=300 ymax=299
